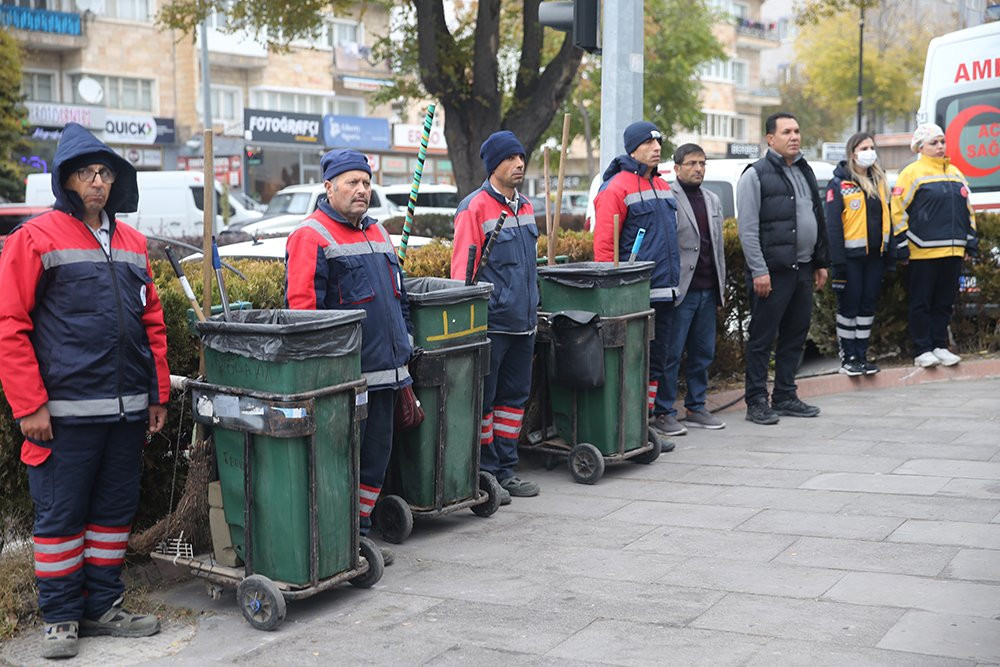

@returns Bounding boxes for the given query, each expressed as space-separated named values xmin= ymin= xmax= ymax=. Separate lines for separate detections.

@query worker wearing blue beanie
xmin=451 ymin=130 xmax=539 ymax=503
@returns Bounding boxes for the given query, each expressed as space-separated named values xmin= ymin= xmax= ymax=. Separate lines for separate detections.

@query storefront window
xmin=246 ymin=148 xmax=301 ymax=203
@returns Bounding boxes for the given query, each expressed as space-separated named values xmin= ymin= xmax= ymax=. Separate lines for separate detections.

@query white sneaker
xmin=932 ymin=348 xmax=961 ymax=366
xmin=914 ymin=351 xmax=941 ymax=368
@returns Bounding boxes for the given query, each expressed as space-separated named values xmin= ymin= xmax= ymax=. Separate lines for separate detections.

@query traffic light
xmin=538 ymin=0 xmax=600 ymax=54
xmin=245 ymin=145 xmax=263 ymax=166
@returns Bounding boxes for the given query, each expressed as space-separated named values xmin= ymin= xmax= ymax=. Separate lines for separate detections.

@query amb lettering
xmin=954 ymin=58 xmax=1000 ymax=83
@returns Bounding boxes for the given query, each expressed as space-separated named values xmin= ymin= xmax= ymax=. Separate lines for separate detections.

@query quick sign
xmin=322 ymin=115 xmax=390 ymax=150
xmin=102 ymin=115 xmax=176 ymax=145
xmin=244 ymin=109 xmax=322 ymax=144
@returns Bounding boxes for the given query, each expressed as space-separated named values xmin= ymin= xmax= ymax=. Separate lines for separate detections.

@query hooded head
xmin=480 ymin=131 xmax=526 ymax=177
xmin=52 ymin=123 xmax=137 ymax=219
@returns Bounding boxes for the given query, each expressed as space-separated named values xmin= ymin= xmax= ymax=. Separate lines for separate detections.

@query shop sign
xmin=244 ymin=109 xmax=322 ymax=144
xmin=322 ymin=115 xmax=390 ymax=150
xmin=727 ymin=142 xmax=761 ymax=159
xmin=382 ymin=156 xmax=408 ymax=172
xmin=114 ymin=146 xmax=162 ymax=169
xmin=393 ymin=124 xmax=447 ymax=150
xmin=26 ymin=102 xmax=105 ymax=130
xmin=341 ymin=76 xmax=392 ymax=92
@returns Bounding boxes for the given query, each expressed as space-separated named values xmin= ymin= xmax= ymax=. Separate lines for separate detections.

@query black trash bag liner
xmin=550 ymin=310 xmax=604 ymax=389
xmin=404 ymin=277 xmax=493 ymax=305
xmin=537 ymin=261 xmax=654 ymax=289
xmin=195 ymin=309 xmax=365 ymax=362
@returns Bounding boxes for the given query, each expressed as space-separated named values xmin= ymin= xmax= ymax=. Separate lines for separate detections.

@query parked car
xmin=584 ymin=157 xmax=836 ymax=229
xmin=181 ymin=231 xmax=433 ymax=263
xmin=381 ymin=183 xmax=460 ymax=217
xmin=226 ymin=182 xmax=401 ymax=241
xmin=0 ymin=204 xmax=52 ymax=254
xmin=26 ymin=171 xmax=263 ymax=238
xmin=528 ymin=190 xmax=589 ymax=218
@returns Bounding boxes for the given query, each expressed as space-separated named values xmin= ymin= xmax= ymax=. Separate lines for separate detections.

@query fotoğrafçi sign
xmin=244 ymin=109 xmax=322 ymax=145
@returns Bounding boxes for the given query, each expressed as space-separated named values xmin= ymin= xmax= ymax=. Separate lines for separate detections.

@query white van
xmin=381 ymin=183 xmax=460 ymax=217
xmin=584 ymin=157 xmax=836 ymax=229
xmin=25 ymin=171 xmax=263 ymax=238
xmin=917 ymin=21 xmax=1000 ymax=211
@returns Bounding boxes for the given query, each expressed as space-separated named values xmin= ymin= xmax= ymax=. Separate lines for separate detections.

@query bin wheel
xmin=236 ymin=574 xmax=286 ymax=631
xmin=471 ymin=471 xmax=503 ymax=518
xmin=544 ymin=454 xmax=560 ymax=471
xmin=568 ymin=443 xmax=605 ymax=484
xmin=632 ymin=429 xmax=663 ymax=465
xmin=350 ymin=536 xmax=385 ymax=589
xmin=374 ymin=494 xmax=413 ymax=544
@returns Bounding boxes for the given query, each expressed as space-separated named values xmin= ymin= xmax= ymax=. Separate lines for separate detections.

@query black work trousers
xmin=907 ymin=256 xmax=962 ymax=356
xmin=744 ymin=263 xmax=814 ymax=405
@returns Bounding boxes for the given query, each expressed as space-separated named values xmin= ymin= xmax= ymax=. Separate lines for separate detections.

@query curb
xmin=706 ymin=356 xmax=1000 ymax=414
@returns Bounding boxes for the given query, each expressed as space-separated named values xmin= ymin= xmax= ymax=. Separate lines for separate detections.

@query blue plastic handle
xmin=211 ymin=236 xmax=222 ymax=270
xmin=628 ymin=228 xmax=646 ymax=262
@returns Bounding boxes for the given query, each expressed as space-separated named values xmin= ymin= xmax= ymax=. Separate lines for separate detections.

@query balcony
xmin=735 ymin=85 xmax=782 ymax=107
xmin=734 ymin=19 xmax=781 ymax=50
xmin=0 ymin=5 xmax=87 ymax=51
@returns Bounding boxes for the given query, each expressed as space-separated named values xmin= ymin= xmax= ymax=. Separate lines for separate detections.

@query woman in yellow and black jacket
xmin=824 ymin=132 xmax=894 ymax=376
xmin=891 ymin=123 xmax=977 ymax=369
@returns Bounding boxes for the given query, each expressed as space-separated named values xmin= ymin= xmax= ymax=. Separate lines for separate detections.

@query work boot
xmin=499 ymin=476 xmax=539 ymax=497
xmin=649 ymin=413 xmax=687 ymax=437
xmin=498 ymin=487 xmax=512 ymax=506
xmin=380 ymin=546 xmax=395 ymax=567
xmin=682 ymin=408 xmax=726 ymax=430
xmin=79 ymin=599 xmax=160 ymax=638
xmin=41 ymin=621 xmax=78 ymax=659
xmin=745 ymin=399 xmax=779 ymax=425
xmin=772 ymin=396 xmax=821 ymax=418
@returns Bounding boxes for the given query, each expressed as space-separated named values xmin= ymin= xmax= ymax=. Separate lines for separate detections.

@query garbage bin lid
xmin=195 ymin=309 xmax=366 ymax=361
xmin=537 ymin=261 xmax=654 ymax=288
xmin=404 ymin=277 xmax=493 ymax=305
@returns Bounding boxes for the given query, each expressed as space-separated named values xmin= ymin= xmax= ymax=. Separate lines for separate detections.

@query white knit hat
xmin=910 ymin=123 xmax=944 ymax=152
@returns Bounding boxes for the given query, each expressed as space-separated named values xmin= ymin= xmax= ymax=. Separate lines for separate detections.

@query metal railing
xmin=0 ymin=5 xmax=82 ymax=36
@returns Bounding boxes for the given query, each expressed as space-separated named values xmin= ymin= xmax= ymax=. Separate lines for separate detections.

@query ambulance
xmin=917 ymin=21 xmax=1000 ymax=211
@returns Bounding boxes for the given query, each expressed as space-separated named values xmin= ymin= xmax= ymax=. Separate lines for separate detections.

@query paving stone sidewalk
xmin=3 ymin=377 xmax=999 ymax=666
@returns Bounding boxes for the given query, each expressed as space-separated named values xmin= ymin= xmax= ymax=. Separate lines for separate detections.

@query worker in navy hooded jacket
xmin=0 ymin=123 xmax=169 ymax=659
xmin=593 ymin=121 xmax=680 ymax=446
xmin=285 ymin=149 xmax=412 ymax=550
xmin=450 ymin=131 xmax=540 ymax=502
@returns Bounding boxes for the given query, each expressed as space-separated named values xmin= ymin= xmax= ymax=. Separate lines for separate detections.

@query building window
xmin=110 ymin=0 xmax=150 ymax=22
xmin=71 ymin=74 xmax=154 ymax=111
xmin=327 ymin=19 xmax=359 ymax=48
xmin=198 ymin=86 xmax=242 ymax=122
xmin=733 ymin=116 xmax=748 ymax=142
xmin=707 ymin=0 xmax=749 ymax=19
xmin=701 ymin=112 xmax=738 ymax=140
xmin=732 ymin=60 xmax=748 ymax=88
xmin=251 ymin=89 xmax=335 ymax=115
xmin=331 ymin=97 xmax=364 ymax=116
xmin=21 ymin=71 xmax=56 ymax=102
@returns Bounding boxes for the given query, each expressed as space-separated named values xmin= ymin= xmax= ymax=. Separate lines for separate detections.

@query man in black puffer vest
xmin=737 ymin=112 xmax=830 ymax=425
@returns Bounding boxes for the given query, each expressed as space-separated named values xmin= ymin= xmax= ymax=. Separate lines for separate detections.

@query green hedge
xmin=3 ymin=215 xmax=998 ymax=545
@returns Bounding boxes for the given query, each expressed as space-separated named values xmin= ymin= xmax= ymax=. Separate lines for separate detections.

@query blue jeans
xmin=663 ymin=288 xmax=718 ymax=416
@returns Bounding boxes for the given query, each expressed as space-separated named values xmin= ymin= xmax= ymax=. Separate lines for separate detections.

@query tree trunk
xmin=129 ymin=435 xmax=213 ymax=556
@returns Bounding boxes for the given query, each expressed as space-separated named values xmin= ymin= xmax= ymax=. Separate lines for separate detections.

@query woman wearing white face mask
xmin=824 ymin=132 xmax=894 ymax=376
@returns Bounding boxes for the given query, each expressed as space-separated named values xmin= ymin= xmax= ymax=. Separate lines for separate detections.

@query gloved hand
xmin=831 ymin=264 xmax=847 ymax=292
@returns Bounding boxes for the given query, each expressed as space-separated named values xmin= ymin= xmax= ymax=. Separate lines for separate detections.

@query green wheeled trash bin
xmin=150 ymin=309 xmax=383 ymax=631
xmin=528 ymin=262 xmax=663 ymax=484
xmin=373 ymin=278 xmax=504 ymax=543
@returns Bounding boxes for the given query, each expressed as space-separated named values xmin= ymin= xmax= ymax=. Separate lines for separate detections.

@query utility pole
xmin=856 ymin=5 xmax=864 ymax=132
xmin=200 ymin=19 xmax=213 ymax=152
xmin=599 ymin=0 xmax=643 ymax=169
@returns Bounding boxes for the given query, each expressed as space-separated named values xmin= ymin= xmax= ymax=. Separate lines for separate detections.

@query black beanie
xmin=480 ymin=131 xmax=526 ymax=176
xmin=623 ymin=121 xmax=662 ymax=155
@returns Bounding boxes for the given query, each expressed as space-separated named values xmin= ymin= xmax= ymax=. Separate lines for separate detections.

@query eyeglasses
xmin=74 ymin=167 xmax=117 ymax=184
xmin=679 ymin=160 xmax=707 ymax=168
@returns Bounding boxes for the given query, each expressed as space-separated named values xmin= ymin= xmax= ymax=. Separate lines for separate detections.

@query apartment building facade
xmin=5 ymin=0 xmax=452 ymax=203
